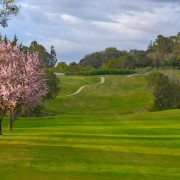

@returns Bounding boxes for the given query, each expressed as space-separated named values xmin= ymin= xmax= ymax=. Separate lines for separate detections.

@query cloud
xmin=1 ymin=0 xmax=180 ymax=63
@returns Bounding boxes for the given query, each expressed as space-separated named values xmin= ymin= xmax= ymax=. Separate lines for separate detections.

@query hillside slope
xmin=44 ymin=75 xmax=153 ymax=115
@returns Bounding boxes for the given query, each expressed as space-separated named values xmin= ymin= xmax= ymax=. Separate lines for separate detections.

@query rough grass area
xmin=1 ymin=73 xmax=180 ymax=180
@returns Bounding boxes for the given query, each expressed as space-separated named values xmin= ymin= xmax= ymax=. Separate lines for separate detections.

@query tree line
xmin=55 ymin=32 xmax=180 ymax=75
xmin=79 ymin=33 xmax=180 ymax=70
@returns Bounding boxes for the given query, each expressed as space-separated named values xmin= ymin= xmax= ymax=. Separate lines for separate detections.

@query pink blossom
xmin=0 ymin=42 xmax=48 ymax=116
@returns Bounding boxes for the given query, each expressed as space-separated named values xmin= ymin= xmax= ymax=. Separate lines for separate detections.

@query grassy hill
xmin=0 ymin=74 xmax=180 ymax=180
xmin=44 ymin=75 xmax=153 ymax=115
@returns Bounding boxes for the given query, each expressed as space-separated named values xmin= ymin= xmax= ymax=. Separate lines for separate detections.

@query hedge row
xmin=76 ymin=69 xmax=136 ymax=76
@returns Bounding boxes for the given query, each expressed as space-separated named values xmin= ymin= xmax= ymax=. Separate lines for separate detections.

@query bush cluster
xmin=147 ymin=72 xmax=180 ymax=110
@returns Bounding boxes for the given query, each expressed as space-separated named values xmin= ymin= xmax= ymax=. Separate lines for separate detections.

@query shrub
xmin=147 ymin=72 xmax=180 ymax=110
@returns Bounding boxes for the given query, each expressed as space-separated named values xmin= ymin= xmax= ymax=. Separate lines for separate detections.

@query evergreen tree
xmin=12 ymin=34 xmax=18 ymax=46
xmin=44 ymin=69 xmax=60 ymax=99
xmin=49 ymin=45 xmax=57 ymax=67
xmin=0 ymin=34 xmax=2 ymax=42
xmin=4 ymin=35 xmax=8 ymax=44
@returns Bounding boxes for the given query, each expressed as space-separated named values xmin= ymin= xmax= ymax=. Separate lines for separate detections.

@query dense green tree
xmin=170 ymin=32 xmax=180 ymax=55
xmin=80 ymin=52 xmax=103 ymax=68
xmin=28 ymin=41 xmax=58 ymax=68
xmin=146 ymin=33 xmax=180 ymax=68
xmin=29 ymin=41 xmax=51 ymax=68
xmin=102 ymin=57 xmax=124 ymax=69
xmin=147 ymin=41 xmax=155 ymax=53
xmin=166 ymin=55 xmax=180 ymax=68
xmin=102 ymin=47 xmax=122 ymax=63
xmin=55 ymin=62 xmax=68 ymax=73
xmin=80 ymin=47 xmax=122 ymax=69
xmin=129 ymin=50 xmax=151 ymax=68
xmin=146 ymin=52 xmax=161 ymax=69
xmin=44 ymin=69 xmax=60 ymax=99
xmin=67 ymin=62 xmax=84 ymax=75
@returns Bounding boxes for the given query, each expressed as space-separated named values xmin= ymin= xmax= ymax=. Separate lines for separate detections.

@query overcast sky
xmin=1 ymin=0 xmax=180 ymax=63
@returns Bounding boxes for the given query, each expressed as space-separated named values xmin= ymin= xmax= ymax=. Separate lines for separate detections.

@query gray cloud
xmin=1 ymin=0 xmax=180 ymax=63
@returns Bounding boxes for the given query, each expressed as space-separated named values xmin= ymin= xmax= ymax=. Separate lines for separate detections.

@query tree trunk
xmin=9 ymin=111 xmax=14 ymax=132
xmin=8 ymin=108 xmax=17 ymax=132
xmin=0 ymin=107 xmax=8 ymax=135
xmin=0 ymin=119 xmax=2 ymax=135
xmin=8 ymin=121 xmax=13 ymax=132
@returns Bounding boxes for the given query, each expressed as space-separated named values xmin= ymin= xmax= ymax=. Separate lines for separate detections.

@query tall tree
xmin=44 ymin=69 xmax=60 ymax=99
xmin=153 ymin=35 xmax=173 ymax=66
xmin=3 ymin=34 xmax=7 ymax=43
xmin=49 ymin=45 xmax=57 ymax=68
xmin=0 ymin=0 xmax=19 ymax=27
xmin=29 ymin=41 xmax=50 ymax=68
xmin=12 ymin=34 xmax=18 ymax=45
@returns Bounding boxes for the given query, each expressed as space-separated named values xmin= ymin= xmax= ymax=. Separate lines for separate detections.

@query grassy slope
xmin=44 ymin=75 xmax=153 ymax=115
xmin=0 ymin=74 xmax=180 ymax=180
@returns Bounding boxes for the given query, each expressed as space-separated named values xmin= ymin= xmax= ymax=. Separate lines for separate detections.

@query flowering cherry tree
xmin=0 ymin=42 xmax=47 ymax=134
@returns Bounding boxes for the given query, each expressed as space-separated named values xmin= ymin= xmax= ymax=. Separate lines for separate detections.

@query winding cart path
xmin=66 ymin=77 xmax=105 ymax=97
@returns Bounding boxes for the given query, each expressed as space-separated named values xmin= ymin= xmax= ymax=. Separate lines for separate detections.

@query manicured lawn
xmin=0 ymin=74 xmax=180 ymax=179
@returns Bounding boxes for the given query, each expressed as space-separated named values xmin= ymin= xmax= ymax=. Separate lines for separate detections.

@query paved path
xmin=126 ymin=73 xmax=150 ymax=78
xmin=66 ymin=73 xmax=148 ymax=97
xmin=66 ymin=77 xmax=105 ymax=97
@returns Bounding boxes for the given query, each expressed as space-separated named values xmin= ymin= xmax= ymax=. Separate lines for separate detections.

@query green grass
xmin=44 ymin=75 xmax=153 ymax=115
xmin=0 ymin=73 xmax=180 ymax=179
xmin=57 ymin=76 xmax=98 ymax=96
